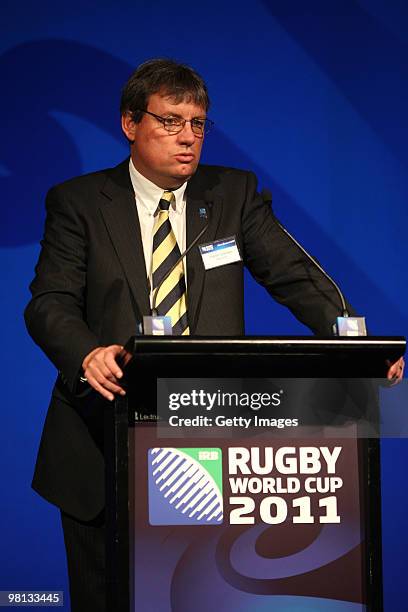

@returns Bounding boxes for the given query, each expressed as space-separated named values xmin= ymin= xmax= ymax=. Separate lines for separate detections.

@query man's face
xmin=122 ymin=92 xmax=206 ymax=189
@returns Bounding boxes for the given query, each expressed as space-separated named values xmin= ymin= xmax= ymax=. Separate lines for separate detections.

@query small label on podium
xmin=335 ymin=316 xmax=367 ymax=337
xmin=143 ymin=316 xmax=173 ymax=336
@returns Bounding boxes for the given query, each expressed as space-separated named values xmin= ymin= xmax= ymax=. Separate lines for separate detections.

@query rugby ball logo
xmin=148 ymin=448 xmax=223 ymax=525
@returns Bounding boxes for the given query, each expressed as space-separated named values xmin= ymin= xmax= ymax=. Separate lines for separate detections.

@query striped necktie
xmin=151 ymin=191 xmax=189 ymax=335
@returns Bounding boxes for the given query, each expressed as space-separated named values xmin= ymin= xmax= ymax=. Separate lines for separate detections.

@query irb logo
xmin=148 ymin=448 xmax=223 ymax=525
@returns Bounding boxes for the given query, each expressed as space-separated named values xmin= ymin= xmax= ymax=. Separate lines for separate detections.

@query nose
xmin=177 ymin=121 xmax=196 ymax=145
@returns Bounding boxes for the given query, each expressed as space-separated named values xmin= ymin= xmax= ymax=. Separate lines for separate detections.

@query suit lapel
xmin=99 ymin=160 xmax=150 ymax=319
xmin=186 ymin=176 xmax=223 ymax=333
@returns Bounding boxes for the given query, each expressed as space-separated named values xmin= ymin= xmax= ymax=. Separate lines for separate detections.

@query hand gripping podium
xmin=105 ymin=336 xmax=405 ymax=612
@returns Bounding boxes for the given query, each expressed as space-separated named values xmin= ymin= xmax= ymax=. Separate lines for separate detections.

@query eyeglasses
xmin=135 ymin=109 xmax=214 ymax=136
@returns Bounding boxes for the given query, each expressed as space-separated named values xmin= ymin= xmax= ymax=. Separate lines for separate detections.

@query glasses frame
xmin=134 ymin=109 xmax=214 ymax=136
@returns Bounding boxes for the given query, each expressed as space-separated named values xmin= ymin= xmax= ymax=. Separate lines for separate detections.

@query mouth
xmin=174 ymin=153 xmax=195 ymax=163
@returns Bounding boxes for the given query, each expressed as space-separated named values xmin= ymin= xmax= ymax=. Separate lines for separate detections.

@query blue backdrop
xmin=1 ymin=1 xmax=407 ymax=609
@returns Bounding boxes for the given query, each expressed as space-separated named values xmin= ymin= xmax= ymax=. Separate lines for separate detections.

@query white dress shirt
xmin=128 ymin=159 xmax=188 ymax=304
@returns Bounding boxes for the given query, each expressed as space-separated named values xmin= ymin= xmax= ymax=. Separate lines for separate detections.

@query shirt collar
xmin=129 ymin=158 xmax=187 ymax=215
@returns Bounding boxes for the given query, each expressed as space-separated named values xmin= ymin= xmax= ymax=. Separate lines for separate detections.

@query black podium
xmin=105 ymin=336 xmax=405 ymax=612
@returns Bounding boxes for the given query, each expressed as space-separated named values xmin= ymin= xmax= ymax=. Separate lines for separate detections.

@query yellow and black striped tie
xmin=152 ymin=191 xmax=189 ymax=335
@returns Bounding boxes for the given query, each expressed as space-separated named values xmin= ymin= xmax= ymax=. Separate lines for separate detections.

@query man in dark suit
xmin=25 ymin=58 xmax=404 ymax=611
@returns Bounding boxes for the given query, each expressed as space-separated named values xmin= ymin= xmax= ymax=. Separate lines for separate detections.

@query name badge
xmin=199 ymin=236 xmax=242 ymax=270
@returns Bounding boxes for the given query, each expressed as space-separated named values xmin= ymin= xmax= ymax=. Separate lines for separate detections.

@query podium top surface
xmin=125 ymin=335 xmax=405 ymax=352
xmin=121 ymin=336 xmax=405 ymax=378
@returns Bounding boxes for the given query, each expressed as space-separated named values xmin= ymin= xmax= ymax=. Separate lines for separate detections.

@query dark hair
xmin=120 ymin=58 xmax=210 ymax=122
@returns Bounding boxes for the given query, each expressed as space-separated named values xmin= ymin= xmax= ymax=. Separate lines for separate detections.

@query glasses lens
xmin=164 ymin=117 xmax=183 ymax=132
xmin=191 ymin=119 xmax=207 ymax=136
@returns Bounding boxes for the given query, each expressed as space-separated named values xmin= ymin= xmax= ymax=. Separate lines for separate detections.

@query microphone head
xmin=261 ymin=188 xmax=273 ymax=206
xmin=200 ymin=190 xmax=215 ymax=220
xmin=204 ymin=189 xmax=213 ymax=204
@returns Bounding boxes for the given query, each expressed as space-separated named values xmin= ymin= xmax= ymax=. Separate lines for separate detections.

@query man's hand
xmin=82 ymin=345 xmax=125 ymax=401
xmin=386 ymin=356 xmax=405 ymax=386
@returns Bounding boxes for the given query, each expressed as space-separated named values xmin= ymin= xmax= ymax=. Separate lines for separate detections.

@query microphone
xmin=143 ymin=199 xmax=212 ymax=334
xmin=260 ymin=189 xmax=366 ymax=336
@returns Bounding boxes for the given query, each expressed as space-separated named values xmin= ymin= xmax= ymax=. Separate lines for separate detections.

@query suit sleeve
xmin=24 ymin=186 xmax=100 ymax=392
xmin=241 ymin=172 xmax=355 ymax=334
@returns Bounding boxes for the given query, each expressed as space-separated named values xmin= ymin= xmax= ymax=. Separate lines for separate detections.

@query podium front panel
xmin=106 ymin=337 xmax=406 ymax=612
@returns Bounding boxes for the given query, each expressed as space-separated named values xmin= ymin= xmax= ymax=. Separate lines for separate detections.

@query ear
xmin=121 ymin=112 xmax=137 ymax=143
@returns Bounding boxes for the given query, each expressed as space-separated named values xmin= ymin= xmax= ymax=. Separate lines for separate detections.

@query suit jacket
xmin=25 ymin=158 xmax=345 ymax=520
